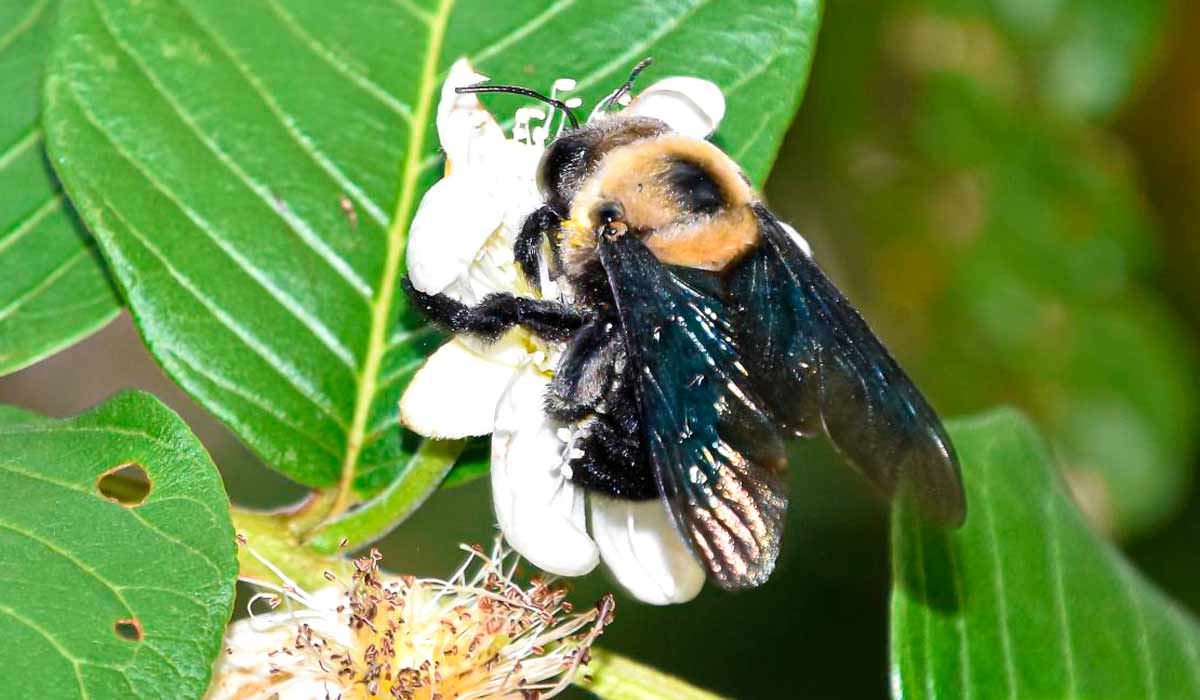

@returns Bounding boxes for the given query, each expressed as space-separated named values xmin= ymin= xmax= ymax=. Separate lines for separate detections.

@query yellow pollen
xmin=560 ymin=218 xmax=592 ymax=248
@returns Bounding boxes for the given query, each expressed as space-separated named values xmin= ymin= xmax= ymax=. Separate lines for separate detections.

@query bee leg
xmin=514 ymin=205 xmax=564 ymax=291
xmin=544 ymin=318 xmax=621 ymax=422
xmin=403 ymin=277 xmax=586 ymax=342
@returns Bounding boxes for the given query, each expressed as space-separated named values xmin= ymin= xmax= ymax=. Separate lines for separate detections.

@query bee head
xmin=537 ymin=117 xmax=670 ymax=217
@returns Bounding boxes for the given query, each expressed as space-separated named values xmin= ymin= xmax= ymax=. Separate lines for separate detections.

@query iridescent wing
xmin=598 ymin=233 xmax=788 ymax=589
xmin=725 ymin=205 xmax=965 ymax=525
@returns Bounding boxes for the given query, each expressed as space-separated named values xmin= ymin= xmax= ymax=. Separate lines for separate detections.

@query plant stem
xmin=576 ymin=648 xmax=728 ymax=700
xmin=232 ymin=507 xmax=353 ymax=592
xmin=307 ymin=438 xmax=464 ymax=553
xmin=289 ymin=489 xmax=339 ymax=535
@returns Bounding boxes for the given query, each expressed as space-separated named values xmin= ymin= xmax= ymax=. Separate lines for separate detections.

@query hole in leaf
xmin=114 ymin=618 xmax=143 ymax=642
xmin=97 ymin=463 xmax=151 ymax=507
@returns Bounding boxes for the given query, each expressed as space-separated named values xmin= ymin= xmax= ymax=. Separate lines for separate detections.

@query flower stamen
xmin=210 ymin=541 xmax=612 ymax=700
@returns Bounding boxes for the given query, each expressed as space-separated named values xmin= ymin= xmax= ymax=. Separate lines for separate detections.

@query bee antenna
xmin=455 ymin=83 xmax=580 ymax=129
xmin=600 ymin=57 xmax=654 ymax=112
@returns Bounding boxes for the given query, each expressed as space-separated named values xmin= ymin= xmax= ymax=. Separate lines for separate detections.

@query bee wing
xmin=598 ymin=233 xmax=788 ymax=590
xmin=725 ymin=205 xmax=965 ymax=525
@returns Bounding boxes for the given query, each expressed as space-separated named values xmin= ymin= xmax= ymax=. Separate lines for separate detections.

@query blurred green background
xmin=3 ymin=0 xmax=1200 ymax=697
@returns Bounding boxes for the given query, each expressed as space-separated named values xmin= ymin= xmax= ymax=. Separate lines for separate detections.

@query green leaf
xmin=0 ymin=0 xmax=119 ymax=376
xmin=439 ymin=437 xmax=490 ymax=489
xmin=42 ymin=0 xmax=822 ymax=523
xmin=0 ymin=391 xmax=238 ymax=699
xmin=577 ymin=647 xmax=728 ymax=700
xmin=890 ymin=409 xmax=1200 ymax=699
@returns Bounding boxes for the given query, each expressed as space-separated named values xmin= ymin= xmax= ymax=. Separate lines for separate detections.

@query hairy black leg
xmin=514 ymin=205 xmax=564 ymax=291
xmin=402 ymin=277 xmax=586 ymax=342
xmin=544 ymin=317 xmax=622 ymax=422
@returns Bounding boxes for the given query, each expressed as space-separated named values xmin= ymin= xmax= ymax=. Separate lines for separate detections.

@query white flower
xmin=400 ymin=59 xmax=726 ymax=605
xmin=209 ymin=542 xmax=613 ymax=700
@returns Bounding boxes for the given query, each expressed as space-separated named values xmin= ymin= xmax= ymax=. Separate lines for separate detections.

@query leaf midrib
xmin=329 ymin=0 xmax=455 ymax=516
xmin=0 ymin=0 xmax=49 ymax=56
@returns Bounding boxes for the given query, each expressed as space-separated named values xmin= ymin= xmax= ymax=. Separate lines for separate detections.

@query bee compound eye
xmin=595 ymin=201 xmax=624 ymax=226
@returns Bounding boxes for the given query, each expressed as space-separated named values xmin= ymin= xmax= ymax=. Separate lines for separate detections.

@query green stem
xmin=576 ymin=648 xmax=728 ymax=700
xmin=232 ymin=507 xmax=353 ymax=592
xmin=306 ymin=438 xmax=465 ymax=553
xmin=289 ymin=488 xmax=339 ymax=535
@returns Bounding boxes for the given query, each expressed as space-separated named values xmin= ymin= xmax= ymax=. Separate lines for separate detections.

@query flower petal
xmin=400 ymin=338 xmax=520 ymax=439
xmin=438 ymin=58 xmax=506 ymax=169
xmin=781 ymin=220 xmax=813 ymax=257
xmin=626 ymin=77 xmax=726 ymax=139
xmin=492 ymin=367 xmax=599 ymax=576
xmin=210 ymin=587 xmax=351 ymax=700
xmin=405 ymin=172 xmax=505 ymax=295
xmin=589 ymin=495 xmax=706 ymax=605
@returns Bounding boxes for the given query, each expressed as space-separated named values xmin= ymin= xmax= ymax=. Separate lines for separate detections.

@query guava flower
xmin=209 ymin=542 xmax=613 ymax=700
xmin=400 ymin=59 xmax=725 ymax=605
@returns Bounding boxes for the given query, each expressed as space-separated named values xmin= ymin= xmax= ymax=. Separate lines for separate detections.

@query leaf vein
xmin=72 ymin=154 xmax=348 ymax=427
xmin=1043 ymin=488 xmax=1078 ymax=698
xmin=88 ymin=0 xmax=377 ymax=302
xmin=263 ymin=0 xmax=415 ymax=122
xmin=67 ymin=76 xmax=361 ymax=372
xmin=1168 ymin=603 xmax=1200 ymax=694
xmin=911 ymin=507 xmax=938 ymax=700
xmin=328 ymin=0 xmax=455 ymax=514
xmin=945 ymin=536 xmax=972 ymax=700
xmin=731 ymin=108 xmax=780 ymax=163
xmin=0 ymin=126 xmax=41 ymax=172
xmin=0 ymin=248 xmax=88 ymax=324
xmin=0 ymin=603 xmax=88 ymax=698
xmin=1117 ymin=561 xmax=1158 ymax=699
xmin=166 ymin=348 xmax=343 ymax=457
xmin=390 ymin=0 xmax=434 ymax=25
xmin=0 ymin=193 xmax=64 ymax=258
xmin=470 ymin=0 xmax=580 ymax=64
xmin=170 ymin=0 xmax=392 ymax=228
xmin=572 ymin=0 xmax=712 ymax=94
xmin=0 ymin=519 xmax=137 ymax=616
xmin=979 ymin=439 xmax=1019 ymax=700
xmin=0 ymin=0 xmax=50 ymax=55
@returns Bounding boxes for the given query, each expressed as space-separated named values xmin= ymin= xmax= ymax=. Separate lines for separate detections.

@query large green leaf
xmin=0 ymin=391 xmax=238 ymax=699
xmin=890 ymin=409 xmax=1200 ymax=699
xmin=0 ymin=0 xmax=119 ymax=376
xmin=42 ymin=0 xmax=821 ymax=518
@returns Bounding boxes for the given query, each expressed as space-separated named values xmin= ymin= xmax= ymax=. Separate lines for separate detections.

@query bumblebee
xmin=404 ymin=63 xmax=965 ymax=590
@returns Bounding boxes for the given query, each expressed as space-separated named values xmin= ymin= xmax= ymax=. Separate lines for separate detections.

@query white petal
xmin=483 ymin=139 xmax=545 ymax=220
xmin=405 ymin=172 xmax=504 ymax=295
xmin=399 ymin=338 xmax=520 ymax=439
xmin=626 ymin=77 xmax=726 ymax=139
xmin=438 ymin=58 xmax=506 ymax=168
xmin=781 ymin=220 xmax=813 ymax=257
xmin=492 ymin=367 xmax=599 ymax=576
xmin=590 ymin=495 xmax=705 ymax=605
xmin=210 ymin=589 xmax=351 ymax=700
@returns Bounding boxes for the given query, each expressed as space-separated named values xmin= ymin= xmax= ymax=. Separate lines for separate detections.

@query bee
xmin=404 ymin=61 xmax=965 ymax=590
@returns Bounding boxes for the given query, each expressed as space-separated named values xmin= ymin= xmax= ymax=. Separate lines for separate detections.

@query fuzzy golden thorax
xmin=561 ymin=134 xmax=760 ymax=277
